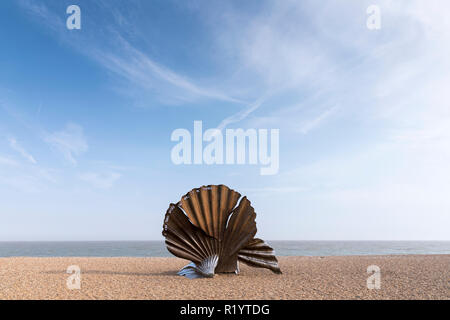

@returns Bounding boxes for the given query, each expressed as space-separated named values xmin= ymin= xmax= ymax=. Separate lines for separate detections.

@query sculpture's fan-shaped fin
xmin=222 ymin=196 xmax=257 ymax=256
xmin=216 ymin=196 xmax=257 ymax=272
xmin=238 ymin=238 xmax=282 ymax=274
xmin=178 ymin=255 xmax=219 ymax=279
xmin=179 ymin=185 xmax=241 ymax=240
xmin=162 ymin=203 xmax=219 ymax=264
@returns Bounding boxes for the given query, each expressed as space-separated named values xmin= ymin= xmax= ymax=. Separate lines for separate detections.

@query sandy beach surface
xmin=0 ymin=255 xmax=448 ymax=300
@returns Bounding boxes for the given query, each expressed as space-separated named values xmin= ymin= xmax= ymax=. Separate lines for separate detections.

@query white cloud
xmin=206 ymin=2 xmax=360 ymax=130
xmin=8 ymin=137 xmax=37 ymax=164
xmin=45 ymin=123 xmax=88 ymax=165
xmin=79 ymin=172 xmax=121 ymax=189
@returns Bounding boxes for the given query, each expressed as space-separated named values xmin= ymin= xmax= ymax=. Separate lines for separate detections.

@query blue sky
xmin=1 ymin=0 xmax=449 ymax=240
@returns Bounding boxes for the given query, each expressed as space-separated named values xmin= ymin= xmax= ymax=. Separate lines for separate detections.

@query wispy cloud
xmin=95 ymin=36 xmax=245 ymax=105
xmin=8 ymin=137 xmax=37 ymax=164
xmin=298 ymin=105 xmax=338 ymax=134
xmin=216 ymin=95 xmax=269 ymax=130
xmin=18 ymin=0 xmax=62 ymax=29
xmin=45 ymin=123 xmax=88 ymax=165
xmin=18 ymin=0 xmax=244 ymax=106
xmin=0 ymin=155 xmax=58 ymax=192
xmin=0 ymin=165 xmax=58 ymax=192
xmin=79 ymin=172 xmax=121 ymax=189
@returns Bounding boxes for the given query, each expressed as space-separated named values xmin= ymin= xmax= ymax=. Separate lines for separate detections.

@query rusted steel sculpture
xmin=162 ymin=185 xmax=282 ymax=278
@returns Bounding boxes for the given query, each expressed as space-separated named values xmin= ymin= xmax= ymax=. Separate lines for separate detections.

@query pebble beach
xmin=0 ymin=255 xmax=448 ymax=300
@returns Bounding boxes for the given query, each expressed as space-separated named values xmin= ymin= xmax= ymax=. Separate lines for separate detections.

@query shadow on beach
xmin=41 ymin=270 xmax=178 ymax=276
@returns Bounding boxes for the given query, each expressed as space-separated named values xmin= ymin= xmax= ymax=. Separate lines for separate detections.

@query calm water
xmin=0 ymin=241 xmax=449 ymax=257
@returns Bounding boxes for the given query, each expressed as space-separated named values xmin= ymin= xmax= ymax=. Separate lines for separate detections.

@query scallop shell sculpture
xmin=162 ymin=185 xmax=282 ymax=278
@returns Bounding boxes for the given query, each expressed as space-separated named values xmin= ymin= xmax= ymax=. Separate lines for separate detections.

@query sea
xmin=0 ymin=241 xmax=449 ymax=257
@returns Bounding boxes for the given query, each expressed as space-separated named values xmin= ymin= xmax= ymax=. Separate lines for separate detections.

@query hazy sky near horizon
xmin=1 ymin=0 xmax=449 ymax=241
